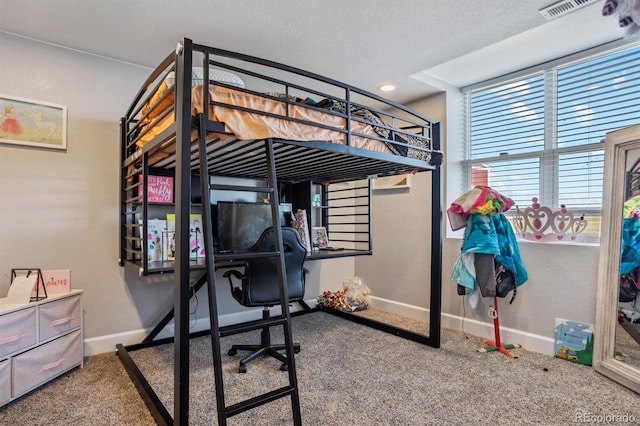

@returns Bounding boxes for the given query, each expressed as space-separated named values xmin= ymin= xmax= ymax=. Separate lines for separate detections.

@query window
xmin=464 ymin=43 xmax=640 ymax=241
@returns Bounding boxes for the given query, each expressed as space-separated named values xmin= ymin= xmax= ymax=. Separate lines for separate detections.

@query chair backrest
xmin=239 ymin=226 xmax=306 ymax=306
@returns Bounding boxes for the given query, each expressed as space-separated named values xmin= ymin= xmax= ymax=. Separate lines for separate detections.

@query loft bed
xmin=117 ymin=38 xmax=443 ymax=425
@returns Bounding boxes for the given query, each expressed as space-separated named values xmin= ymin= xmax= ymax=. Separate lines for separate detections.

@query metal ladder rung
xmin=225 ymin=386 xmax=296 ymax=418
xmin=124 ymin=196 xmax=143 ymax=204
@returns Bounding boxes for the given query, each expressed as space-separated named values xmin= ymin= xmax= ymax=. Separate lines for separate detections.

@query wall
xmin=0 ymin=33 xmax=162 ymax=353
xmin=359 ymin=78 xmax=602 ymax=355
xmin=354 ymin=94 xmax=444 ymax=314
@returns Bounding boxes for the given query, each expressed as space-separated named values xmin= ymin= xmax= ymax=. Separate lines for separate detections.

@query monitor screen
xmin=216 ymin=202 xmax=293 ymax=253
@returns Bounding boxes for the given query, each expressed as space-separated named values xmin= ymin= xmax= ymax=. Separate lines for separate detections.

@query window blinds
xmin=466 ymin=44 xmax=640 ymax=212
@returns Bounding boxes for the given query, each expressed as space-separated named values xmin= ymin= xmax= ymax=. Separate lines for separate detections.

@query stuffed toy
xmin=602 ymin=0 xmax=640 ymax=37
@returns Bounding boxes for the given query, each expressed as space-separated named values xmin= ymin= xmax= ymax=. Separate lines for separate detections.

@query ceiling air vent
xmin=539 ymin=0 xmax=599 ymax=21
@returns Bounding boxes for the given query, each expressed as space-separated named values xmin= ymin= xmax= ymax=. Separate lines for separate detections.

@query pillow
xmin=164 ymin=67 xmax=245 ymax=89
xmin=141 ymin=67 xmax=245 ymax=123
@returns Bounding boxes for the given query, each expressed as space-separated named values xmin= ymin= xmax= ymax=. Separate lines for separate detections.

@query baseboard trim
xmin=84 ymin=298 xmax=319 ymax=356
xmin=85 ymin=297 xmax=553 ymax=357
xmin=369 ymin=296 xmax=555 ymax=356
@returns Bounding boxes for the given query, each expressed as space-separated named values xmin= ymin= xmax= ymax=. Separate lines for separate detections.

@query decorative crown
xmin=513 ymin=197 xmax=588 ymax=242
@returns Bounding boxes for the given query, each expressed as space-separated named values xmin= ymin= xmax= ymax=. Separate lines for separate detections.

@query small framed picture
xmin=311 ymin=226 xmax=329 ymax=249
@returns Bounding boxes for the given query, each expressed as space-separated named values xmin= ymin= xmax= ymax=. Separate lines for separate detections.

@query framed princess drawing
xmin=0 ymin=94 xmax=67 ymax=150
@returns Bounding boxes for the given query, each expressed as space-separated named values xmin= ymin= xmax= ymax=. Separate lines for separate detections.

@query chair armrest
xmin=223 ymin=269 xmax=245 ymax=295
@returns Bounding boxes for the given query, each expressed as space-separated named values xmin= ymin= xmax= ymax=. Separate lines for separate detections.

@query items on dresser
xmin=9 ymin=268 xmax=47 ymax=303
xmin=39 ymin=269 xmax=71 ymax=296
xmin=9 ymin=268 xmax=72 ymax=305
xmin=0 ymin=290 xmax=83 ymax=407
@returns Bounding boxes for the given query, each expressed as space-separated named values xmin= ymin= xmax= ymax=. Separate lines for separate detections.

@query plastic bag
xmin=342 ymin=276 xmax=371 ymax=311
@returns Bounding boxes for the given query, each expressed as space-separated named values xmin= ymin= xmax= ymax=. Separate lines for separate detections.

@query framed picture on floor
xmin=0 ymin=94 xmax=67 ymax=150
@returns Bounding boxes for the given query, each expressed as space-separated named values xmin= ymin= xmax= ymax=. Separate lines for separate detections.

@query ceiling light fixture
xmin=378 ymin=83 xmax=396 ymax=92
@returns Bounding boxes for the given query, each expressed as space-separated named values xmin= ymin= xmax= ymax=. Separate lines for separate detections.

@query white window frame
xmin=462 ymin=40 xmax=640 ymax=243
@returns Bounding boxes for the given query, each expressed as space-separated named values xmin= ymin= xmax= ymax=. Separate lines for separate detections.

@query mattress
xmin=135 ymin=79 xmax=403 ymax=156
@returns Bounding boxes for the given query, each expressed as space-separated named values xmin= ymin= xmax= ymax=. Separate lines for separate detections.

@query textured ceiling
xmin=0 ymin=0 xmax=626 ymax=103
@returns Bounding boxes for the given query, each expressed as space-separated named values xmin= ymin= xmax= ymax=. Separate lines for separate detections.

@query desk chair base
xmin=228 ymin=308 xmax=301 ymax=373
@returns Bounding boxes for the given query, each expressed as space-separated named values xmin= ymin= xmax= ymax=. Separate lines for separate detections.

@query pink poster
xmin=139 ymin=175 xmax=174 ymax=204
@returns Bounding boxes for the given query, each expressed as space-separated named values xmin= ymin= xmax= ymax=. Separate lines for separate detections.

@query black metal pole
xmin=173 ymin=37 xmax=194 ymax=426
xmin=429 ymin=122 xmax=443 ymax=348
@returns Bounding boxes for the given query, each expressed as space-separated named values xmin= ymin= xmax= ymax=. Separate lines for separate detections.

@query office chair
xmin=223 ymin=226 xmax=306 ymax=373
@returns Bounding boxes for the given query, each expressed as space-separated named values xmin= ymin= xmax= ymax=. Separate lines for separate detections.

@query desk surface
xmin=144 ymin=248 xmax=372 ymax=273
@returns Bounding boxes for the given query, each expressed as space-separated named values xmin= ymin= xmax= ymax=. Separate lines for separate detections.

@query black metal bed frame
xmin=117 ymin=38 xmax=443 ymax=425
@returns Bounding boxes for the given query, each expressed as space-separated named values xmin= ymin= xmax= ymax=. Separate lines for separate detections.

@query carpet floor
xmin=1 ymin=310 xmax=639 ymax=425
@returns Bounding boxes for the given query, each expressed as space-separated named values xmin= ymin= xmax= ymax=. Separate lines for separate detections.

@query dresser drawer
xmin=0 ymin=306 xmax=37 ymax=358
xmin=39 ymin=294 xmax=81 ymax=341
xmin=0 ymin=359 xmax=10 ymax=406
xmin=12 ymin=329 xmax=82 ymax=397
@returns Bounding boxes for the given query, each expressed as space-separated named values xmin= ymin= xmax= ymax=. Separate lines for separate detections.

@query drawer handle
xmin=49 ymin=316 xmax=73 ymax=327
xmin=40 ymin=357 xmax=65 ymax=372
xmin=0 ymin=333 xmax=25 ymax=346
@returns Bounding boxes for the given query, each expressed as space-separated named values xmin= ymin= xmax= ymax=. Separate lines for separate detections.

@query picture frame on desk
xmin=312 ymin=226 xmax=329 ymax=249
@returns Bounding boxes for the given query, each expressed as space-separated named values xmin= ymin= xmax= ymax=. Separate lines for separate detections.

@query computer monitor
xmin=216 ymin=201 xmax=293 ymax=253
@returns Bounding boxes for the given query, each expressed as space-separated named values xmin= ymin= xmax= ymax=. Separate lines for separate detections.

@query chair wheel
xmin=239 ymin=364 xmax=247 ymax=373
xmin=280 ymin=363 xmax=288 ymax=371
xmin=228 ymin=348 xmax=237 ymax=356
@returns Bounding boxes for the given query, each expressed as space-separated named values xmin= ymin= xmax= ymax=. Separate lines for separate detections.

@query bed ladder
xmin=176 ymin=113 xmax=302 ymax=425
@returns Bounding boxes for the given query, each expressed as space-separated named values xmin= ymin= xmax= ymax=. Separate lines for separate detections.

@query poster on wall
xmin=0 ymin=94 xmax=67 ymax=150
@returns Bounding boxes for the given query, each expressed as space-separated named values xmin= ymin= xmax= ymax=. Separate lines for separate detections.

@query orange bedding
xmin=136 ymin=82 xmax=395 ymax=155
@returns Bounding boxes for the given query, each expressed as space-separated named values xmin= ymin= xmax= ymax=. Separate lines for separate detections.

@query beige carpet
xmin=351 ymin=307 xmax=429 ymax=334
xmin=2 ymin=310 xmax=640 ymax=425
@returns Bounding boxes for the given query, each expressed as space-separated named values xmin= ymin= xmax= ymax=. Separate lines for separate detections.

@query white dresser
xmin=0 ymin=290 xmax=83 ymax=406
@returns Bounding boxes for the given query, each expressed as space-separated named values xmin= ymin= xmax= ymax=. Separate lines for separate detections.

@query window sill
xmin=445 ymin=234 xmax=600 ymax=248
